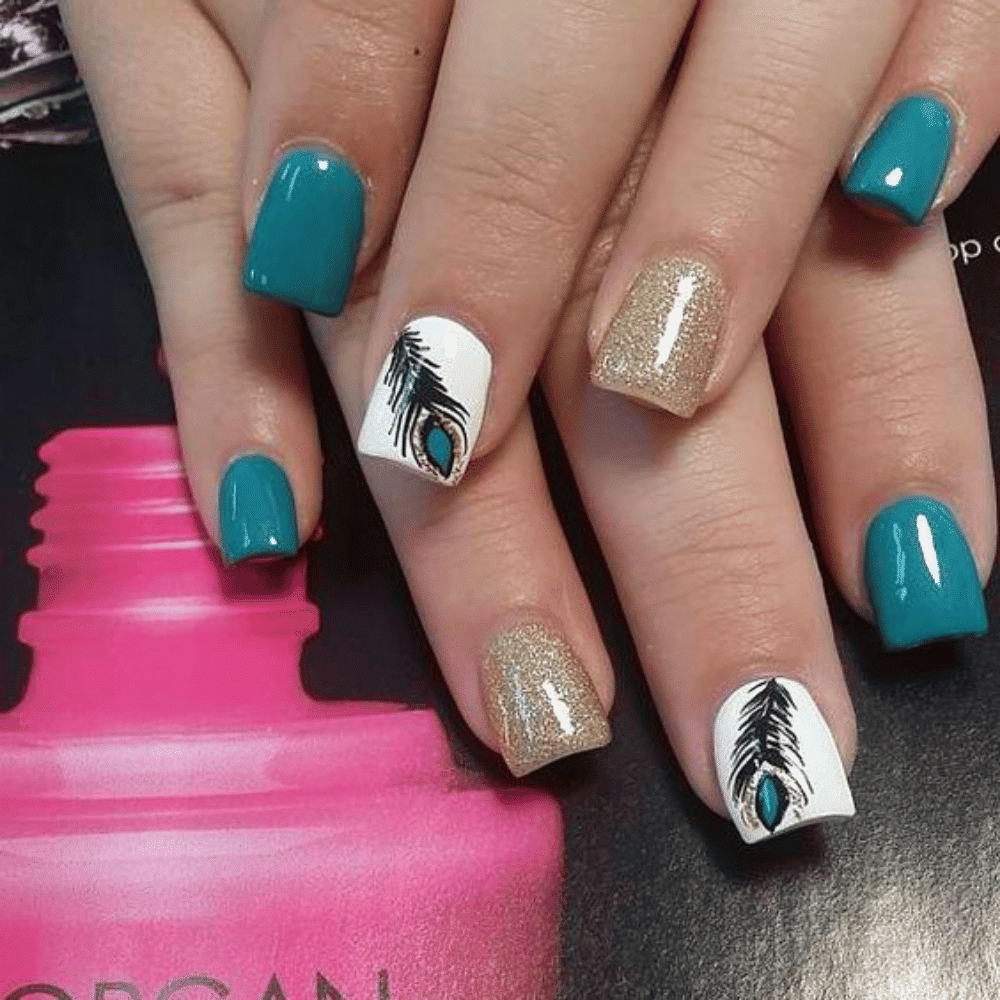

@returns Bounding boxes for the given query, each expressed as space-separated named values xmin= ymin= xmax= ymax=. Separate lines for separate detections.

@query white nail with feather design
xmin=358 ymin=316 xmax=491 ymax=486
xmin=713 ymin=677 xmax=855 ymax=844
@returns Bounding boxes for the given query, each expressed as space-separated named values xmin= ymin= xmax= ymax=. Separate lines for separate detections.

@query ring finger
xmin=771 ymin=198 xmax=994 ymax=650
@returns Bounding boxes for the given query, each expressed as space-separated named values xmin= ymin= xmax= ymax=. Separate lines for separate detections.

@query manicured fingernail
xmin=714 ymin=677 xmax=854 ymax=844
xmin=243 ymin=148 xmax=364 ymax=316
xmin=864 ymin=495 xmax=987 ymax=650
xmin=218 ymin=454 xmax=298 ymax=564
xmin=843 ymin=94 xmax=954 ymax=226
xmin=482 ymin=622 xmax=611 ymax=778
xmin=357 ymin=315 xmax=491 ymax=486
xmin=590 ymin=257 xmax=726 ymax=418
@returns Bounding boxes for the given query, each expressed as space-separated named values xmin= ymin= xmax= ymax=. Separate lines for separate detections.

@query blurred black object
xmin=0 ymin=0 xmax=96 ymax=147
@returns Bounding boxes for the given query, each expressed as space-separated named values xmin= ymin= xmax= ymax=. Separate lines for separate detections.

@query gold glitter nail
xmin=482 ymin=622 xmax=611 ymax=778
xmin=590 ymin=257 xmax=726 ymax=418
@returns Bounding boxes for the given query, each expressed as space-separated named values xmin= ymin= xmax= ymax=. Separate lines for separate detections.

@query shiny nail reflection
xmin=864 ymin=496 xmax=987 ymax=649
xmin=842 ymin=94 xmax=953 ymax=226
xmin=482 ymin=622 xmax=610 ymax=777
xmin=590 ymin=257 xmax=726 ymax=418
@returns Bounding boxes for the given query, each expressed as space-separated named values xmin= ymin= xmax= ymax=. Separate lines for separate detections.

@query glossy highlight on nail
xmin=864 ymin=495 xmax=987 ymax=649
xmin=482 ymin=622 xmax=610 ymax=777
xmin=591 ymin=257 xmax=726 ymax=417
xmin=843 ymin=94 xmax=954 ymax=226
xmin=218 ymin=454 xmax=298 ymax=564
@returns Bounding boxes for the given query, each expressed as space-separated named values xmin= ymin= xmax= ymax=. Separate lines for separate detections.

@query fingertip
xmin=710 ymin=674 xmax=856 ymax=844
xmin=357 ymin=315 xmax=493 ymax=488
xmin=479 ymin=618 xmax=612 ymax=779
xmin=841 ymin=93 xmax=957 ymax=228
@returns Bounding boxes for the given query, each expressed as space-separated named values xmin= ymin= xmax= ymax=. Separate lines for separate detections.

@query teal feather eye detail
xmin=730 ymin=679 xmax=812 ymax=834
xmin=422 ymin=421 xmax=456 ymax=479
xmin=754 ymin=772 xmax=789 ymax=832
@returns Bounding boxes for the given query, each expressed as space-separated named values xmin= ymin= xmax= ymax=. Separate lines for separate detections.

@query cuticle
xmin=248 ymin=139 xmax=370 ymax=237
xmin=710 ymin=666 xmax=809 ymax=722
xmin=483 ymin=608 xmax=571 ymax=650
xmin=220 ymin=448 xmax=290 ymax=481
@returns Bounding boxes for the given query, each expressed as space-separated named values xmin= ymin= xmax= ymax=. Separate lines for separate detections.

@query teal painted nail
xmin=218 ymin=455 xmax=298 ymax=563
xmin=864 ymin=496 xmax=987 ymax=650
xmin=243 ymin=148 xmax=364 ymax=316
xmin=843 ymin=94 xmax=953 ymax=226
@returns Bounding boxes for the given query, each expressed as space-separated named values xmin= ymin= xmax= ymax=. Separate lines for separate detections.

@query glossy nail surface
xmin=243 ymin=148 xmax=364 ymax=316
xmin=591 ymin=257 xmax=726 ymax=417
xmin=843 ymin=94 xmax=953 ymax=226
xmin=864 ymin=495 xmax=987 ymax=650
xmin=482 ymin=622 xmax=610 ymax=777
xmin=358 ymin=316 xmax=491 ymax=486
xmin=218 ymin=454 xmax=298 ymax=564
xmin=714 ymin=677 xmax=855 ymax=844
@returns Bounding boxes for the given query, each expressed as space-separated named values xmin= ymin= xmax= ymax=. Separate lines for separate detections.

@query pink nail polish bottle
xmin=0 ymin=426 xmax=562 ymax=999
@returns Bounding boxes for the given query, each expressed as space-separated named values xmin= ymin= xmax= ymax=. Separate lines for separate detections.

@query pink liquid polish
xmin=0 ymin=427 xmax=562 ymax=999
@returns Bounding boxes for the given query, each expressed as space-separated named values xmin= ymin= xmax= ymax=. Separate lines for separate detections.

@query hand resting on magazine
xmin=56 ymin=0 xmax=998 ymax=841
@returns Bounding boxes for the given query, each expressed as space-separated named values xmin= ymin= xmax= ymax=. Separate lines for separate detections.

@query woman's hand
xmin=57 ymin=0 xmax=997 ymax=841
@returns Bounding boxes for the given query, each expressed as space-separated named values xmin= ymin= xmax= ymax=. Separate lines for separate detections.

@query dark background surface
xmin=2 ymin=140 xmax=1000 ymax=999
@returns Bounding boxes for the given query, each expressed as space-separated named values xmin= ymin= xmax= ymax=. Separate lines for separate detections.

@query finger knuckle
xmin=407 ymin=482 xmax=536 ymax=567
xmin=438 ymin=109 xmax=589 ymax=244
xmin=695 ymin=94 xmax=814 ymax=202
xmin=645 ymin=494 xmax=807 ymax=651
xmin=274 ymin=0 xmax=422 ymax=71
xmin=688 ymin=30 xmax=838 ymax=203
xmin=666 ymin=496 xmax=791 ymax=587
xmin=132 ymin=154 xmax=237 ymax=242
xmin=828 ymin=312 xmax=970 ymax=472
xmin=943 ymin=0 xmax=1000 ymax=33
xmin=279 ymin=0 xmax=401 ymax=40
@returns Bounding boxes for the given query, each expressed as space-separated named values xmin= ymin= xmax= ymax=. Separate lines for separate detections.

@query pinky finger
xmin=59 ymin=0 xmax=322 ymax=562
xmin=841 ymin=0 xmax=1000 ymax=225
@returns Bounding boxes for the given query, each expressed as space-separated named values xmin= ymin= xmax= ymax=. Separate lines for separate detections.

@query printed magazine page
xmin=2 ymin=28 xmax=1000 ymax=998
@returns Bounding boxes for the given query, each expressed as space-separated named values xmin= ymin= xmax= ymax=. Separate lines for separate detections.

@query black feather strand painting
xmin=384 ymin=326 xmax=470 ymax=481
xmin=729 ymin=679 xmax=812 ymax=833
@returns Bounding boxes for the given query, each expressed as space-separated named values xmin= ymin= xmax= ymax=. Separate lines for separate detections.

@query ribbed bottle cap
xmin=3 ymin=426 xmax=460 ymax=799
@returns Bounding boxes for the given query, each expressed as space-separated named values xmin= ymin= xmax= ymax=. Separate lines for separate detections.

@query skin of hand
xmin=56 ymin=0 xmax=997 ymax=841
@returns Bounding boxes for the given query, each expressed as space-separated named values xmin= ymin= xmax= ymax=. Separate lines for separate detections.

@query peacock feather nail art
xmin=729 ymin=679 xmax=812 ymax=834
xmin=713 ymin=677 xmax=855 ymax=844
xmin=358 ymin=316 xmax=491 ymax=486
xmin=384 ymin=325 xmax=469 ymax=481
